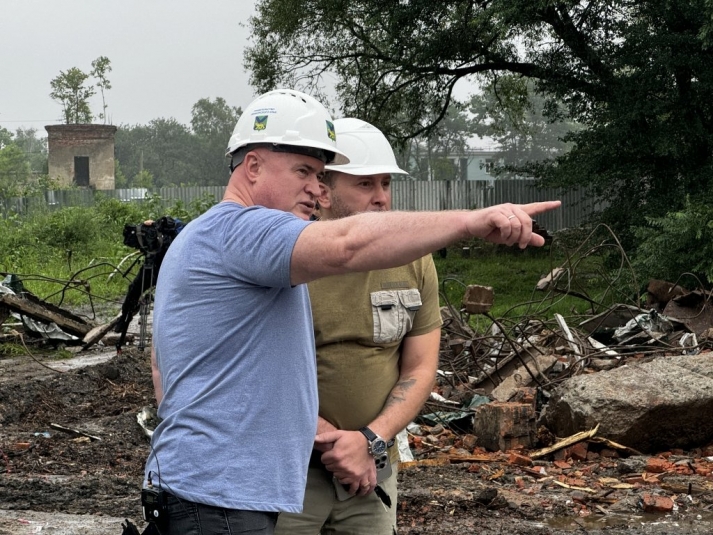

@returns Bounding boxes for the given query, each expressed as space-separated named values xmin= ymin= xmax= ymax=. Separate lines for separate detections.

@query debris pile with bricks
xmin=402 ymin=280 xmax=713 ymax=519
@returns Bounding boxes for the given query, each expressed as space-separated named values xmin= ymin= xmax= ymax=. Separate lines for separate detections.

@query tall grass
xmin=434 ymin=238 xmax=627 ymax=333
xmin=0 ymin=195 xmax=216 ymax=314
xmin=1 ymin=201 xmax=631 ymax=331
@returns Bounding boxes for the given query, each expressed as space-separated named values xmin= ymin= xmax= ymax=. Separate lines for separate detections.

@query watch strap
xmin=359 ymin=426 xmax=377 ymax=442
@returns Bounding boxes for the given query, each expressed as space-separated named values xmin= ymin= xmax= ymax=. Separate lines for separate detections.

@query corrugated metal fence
xmin=4 ymin=181 xmax=599 ymax=231
xmin=390 ymin=180 xmax=600 ymax=231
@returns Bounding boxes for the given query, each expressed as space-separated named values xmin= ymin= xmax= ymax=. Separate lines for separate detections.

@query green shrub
xmin=633 ymin=197 xmax=713 ymax=287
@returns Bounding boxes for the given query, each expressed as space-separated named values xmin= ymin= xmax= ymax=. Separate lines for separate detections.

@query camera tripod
xmin=116 ymin=251 xmax=160 ymax=353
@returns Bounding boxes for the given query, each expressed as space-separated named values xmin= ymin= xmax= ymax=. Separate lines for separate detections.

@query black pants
xmin=157 ymin=493 xmax=278 ymax=535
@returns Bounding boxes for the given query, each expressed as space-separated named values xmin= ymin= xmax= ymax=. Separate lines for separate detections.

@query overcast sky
xmin=1 ymin=0 xmax=259 ymax=135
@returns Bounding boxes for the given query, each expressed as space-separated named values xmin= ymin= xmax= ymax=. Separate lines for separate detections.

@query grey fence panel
xmin=6 ymin=182 xmax=597 ymax=231
xmin=157 ymin=186 xmax=225 ymax=207
xmin=497 ymin=181 xmax=602 ymax=230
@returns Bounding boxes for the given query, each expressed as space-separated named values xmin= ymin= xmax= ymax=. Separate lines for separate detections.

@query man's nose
xmin=306 ymin=175 xmax=321 ymax=196
xmin=372 ymin=185 xmax=388 ymax=205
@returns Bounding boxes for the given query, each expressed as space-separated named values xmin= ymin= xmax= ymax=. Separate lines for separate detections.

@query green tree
xmin=0 ymin=127 xmax=13 ymax=149
xmin=190 ymin=97 xmax=242 ymax=185
xmin=114 ymin=97 xmax=240 ymax=188
xmin=0 ymin=144 xmax=32 ymax=199
xmin=245 ymin=0 xmax=713 ymax=249
xmin=90 ymin=56 xmax=112 ymax=124
xmin=469 ymin=77 xmax=580 ymax=178
xmin=132 ymin=169 xmax=154 ymax=189
xmin=13 ymin=128 xmax=48 ymax=174
xmin=114 ymin=159 xmax=128 ymax=188
xmin=115 ymin=119 xmax=201 ymax=187
xmin=398 ymin=104 xmax=476 ymax=180
xmin=50 ymin=67 xmax=95 ymax=124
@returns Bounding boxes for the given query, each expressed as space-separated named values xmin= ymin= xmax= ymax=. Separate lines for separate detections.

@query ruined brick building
xmin=45 ymin=124 xmax=116 ymax=189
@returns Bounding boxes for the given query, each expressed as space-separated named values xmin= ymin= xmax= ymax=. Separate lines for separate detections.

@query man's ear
xmin=242 ymin=151 xmax=262 ymax=184
xmin=317 ymin=182 xmax=332 ymax=209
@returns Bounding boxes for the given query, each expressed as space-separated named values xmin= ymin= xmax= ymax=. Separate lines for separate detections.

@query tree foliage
xmin=0 ymin=128 xmax=48 ymax=200
xmin=191 ymin=97 xmax=242 ymax=185
xmin=246 ymin=0 xmax=713 ymax=249
xmin=50 ymin=67 xmax=95 ymax=124
xmin=91 ymin=56 xmax=113 ymax=124
xmin=50 ymin=57 xmax=112 ymax=124
xmin=469 ymin=77 xmax=580 ymax=178
xmin=0 ymin=144 xmax=32 ymax=199
xmin=633 ymin=196 xmax=713 ymax=286
xmin=114 ymin=97 xmax=241 ymax=187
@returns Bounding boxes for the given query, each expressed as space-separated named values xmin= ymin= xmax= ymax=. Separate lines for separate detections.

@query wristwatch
xmin=359 ymin=426 xmax=388 ymax=457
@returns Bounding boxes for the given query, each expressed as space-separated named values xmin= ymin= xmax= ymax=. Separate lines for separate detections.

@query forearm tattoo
xmin=383 ymin=377 xmax=417 ymax=409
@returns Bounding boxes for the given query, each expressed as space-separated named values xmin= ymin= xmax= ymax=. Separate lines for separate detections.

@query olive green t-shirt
xmin=308 ymin=254 xmax=442 ymax=432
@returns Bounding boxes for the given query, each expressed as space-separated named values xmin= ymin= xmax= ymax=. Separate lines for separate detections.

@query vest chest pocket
xmin=370 ymin=289 xmax=422 ymax=344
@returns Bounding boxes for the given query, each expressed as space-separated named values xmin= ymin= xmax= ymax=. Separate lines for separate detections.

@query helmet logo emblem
xmin=254 ymin=115 xmax=268 ymax=131
xmin=326 ymin=120 xmax=336 ymax=141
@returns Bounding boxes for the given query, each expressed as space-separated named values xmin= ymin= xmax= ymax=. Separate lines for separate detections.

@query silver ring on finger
xmin=507 ymin=214 xmax=516 ymax=220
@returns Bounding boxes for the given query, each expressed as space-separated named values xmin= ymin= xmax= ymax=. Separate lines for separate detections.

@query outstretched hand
xmin=467 ymin=201 xmax=561 ymax=248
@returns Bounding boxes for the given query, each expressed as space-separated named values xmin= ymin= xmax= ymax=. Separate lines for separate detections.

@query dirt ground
xmin=1 ymin=343 xmax=713 ymax=534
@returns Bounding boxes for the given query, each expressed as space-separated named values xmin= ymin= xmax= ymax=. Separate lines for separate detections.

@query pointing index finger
xmin=520 ymin=200 xmax=562 ymax=217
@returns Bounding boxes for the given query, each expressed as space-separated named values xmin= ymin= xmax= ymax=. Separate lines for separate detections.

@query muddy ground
xmin=1 ymin=343 xmax=713 ymax=534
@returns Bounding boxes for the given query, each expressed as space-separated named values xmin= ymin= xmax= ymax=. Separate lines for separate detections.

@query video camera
xmin=123 ymin=216 xmax=180 ymax=256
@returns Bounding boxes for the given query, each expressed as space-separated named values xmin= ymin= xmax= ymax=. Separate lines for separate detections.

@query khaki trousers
xmin=275 ymin=463 xmax=398 ymax=535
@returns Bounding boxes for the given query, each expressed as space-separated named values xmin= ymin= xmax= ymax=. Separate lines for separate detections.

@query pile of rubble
xmin=0 ymin=274 xmax=132 ymax=352
xmin=403 ymin=278 xmax=713 ymax=517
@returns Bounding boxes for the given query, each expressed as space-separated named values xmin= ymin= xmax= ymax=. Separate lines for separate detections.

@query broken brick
xmin=473 ymin=402 xmax=536 ymax=452
xmin=508 ymin=452 xmax=533 ymax=467
xmin=461 ymin=434 xmax=478 ymax=451
xmin=553 ymin=460 xmax=571 ymax=470
xmin=641 ymin=493 xmax=674 ymax=513
xmin=599 ymin=448 xmax=619 ymax=459
xmin=462 ymin=285 xmax=494 ymax=314
xmin=510 ymin=387 xmax=537 ymax=408
xmin=566 ymin=442 xmax=589 ymax=462
xmin=645 ymin=457 xmax=673 ymax=474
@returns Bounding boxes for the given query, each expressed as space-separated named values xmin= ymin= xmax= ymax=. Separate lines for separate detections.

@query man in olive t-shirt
xmin=275 ymin=119 xmax=442 ymax=535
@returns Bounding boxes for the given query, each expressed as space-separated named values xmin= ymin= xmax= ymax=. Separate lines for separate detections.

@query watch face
xmin=371 ymin=438 xmax=388 ymax=456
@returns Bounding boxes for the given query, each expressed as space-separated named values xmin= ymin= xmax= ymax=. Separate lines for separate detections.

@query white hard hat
xmin=324 ymin=118 xmax=407 ymax=176
xmin=226 ymin=89 xmax=349 ymax=166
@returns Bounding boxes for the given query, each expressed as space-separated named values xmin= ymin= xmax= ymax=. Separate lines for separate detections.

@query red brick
xmin=599 ymin=448 xmax=619 ymax=458
xmin=645 ymin=457 xmax=673 ymax=474
xmin=641 ymin=493 xmax=674 ymax=513
xmin=586 ymin=451 xmax=600 ymax=461
xmin=553 ymin=460 xmax=571 ymax=470
xmin=508 ymin=452 xmax=533 ymax=467
xmin=566 ymin=442 xmax=589 ymax=461
xmin=510 ymin=387 xmax=537 ymax=408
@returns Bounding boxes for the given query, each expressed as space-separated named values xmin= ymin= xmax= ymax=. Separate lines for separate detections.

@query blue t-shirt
xmin=145 ymin=202 xmax=318 ymax=513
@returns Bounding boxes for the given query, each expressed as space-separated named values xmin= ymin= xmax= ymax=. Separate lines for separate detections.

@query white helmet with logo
xmin=324 ymin=118 xmax=407 ymax=176
xmin=226 ymin=89 xmax=349 ymax=166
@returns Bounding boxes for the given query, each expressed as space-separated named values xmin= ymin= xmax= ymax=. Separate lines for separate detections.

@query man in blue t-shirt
xmin=145 ymin=88 xmax=561 ymax=534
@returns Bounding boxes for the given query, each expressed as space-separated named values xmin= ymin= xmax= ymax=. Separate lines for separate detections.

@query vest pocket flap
xmin=398 ymin=289 xmax=422 ymax=311
xmin=371 ymin=291 xmax=398 ymax=310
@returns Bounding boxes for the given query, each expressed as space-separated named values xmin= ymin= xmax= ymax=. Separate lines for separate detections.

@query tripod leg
xmin=138 ymin=296 xmax=150 ymax=352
